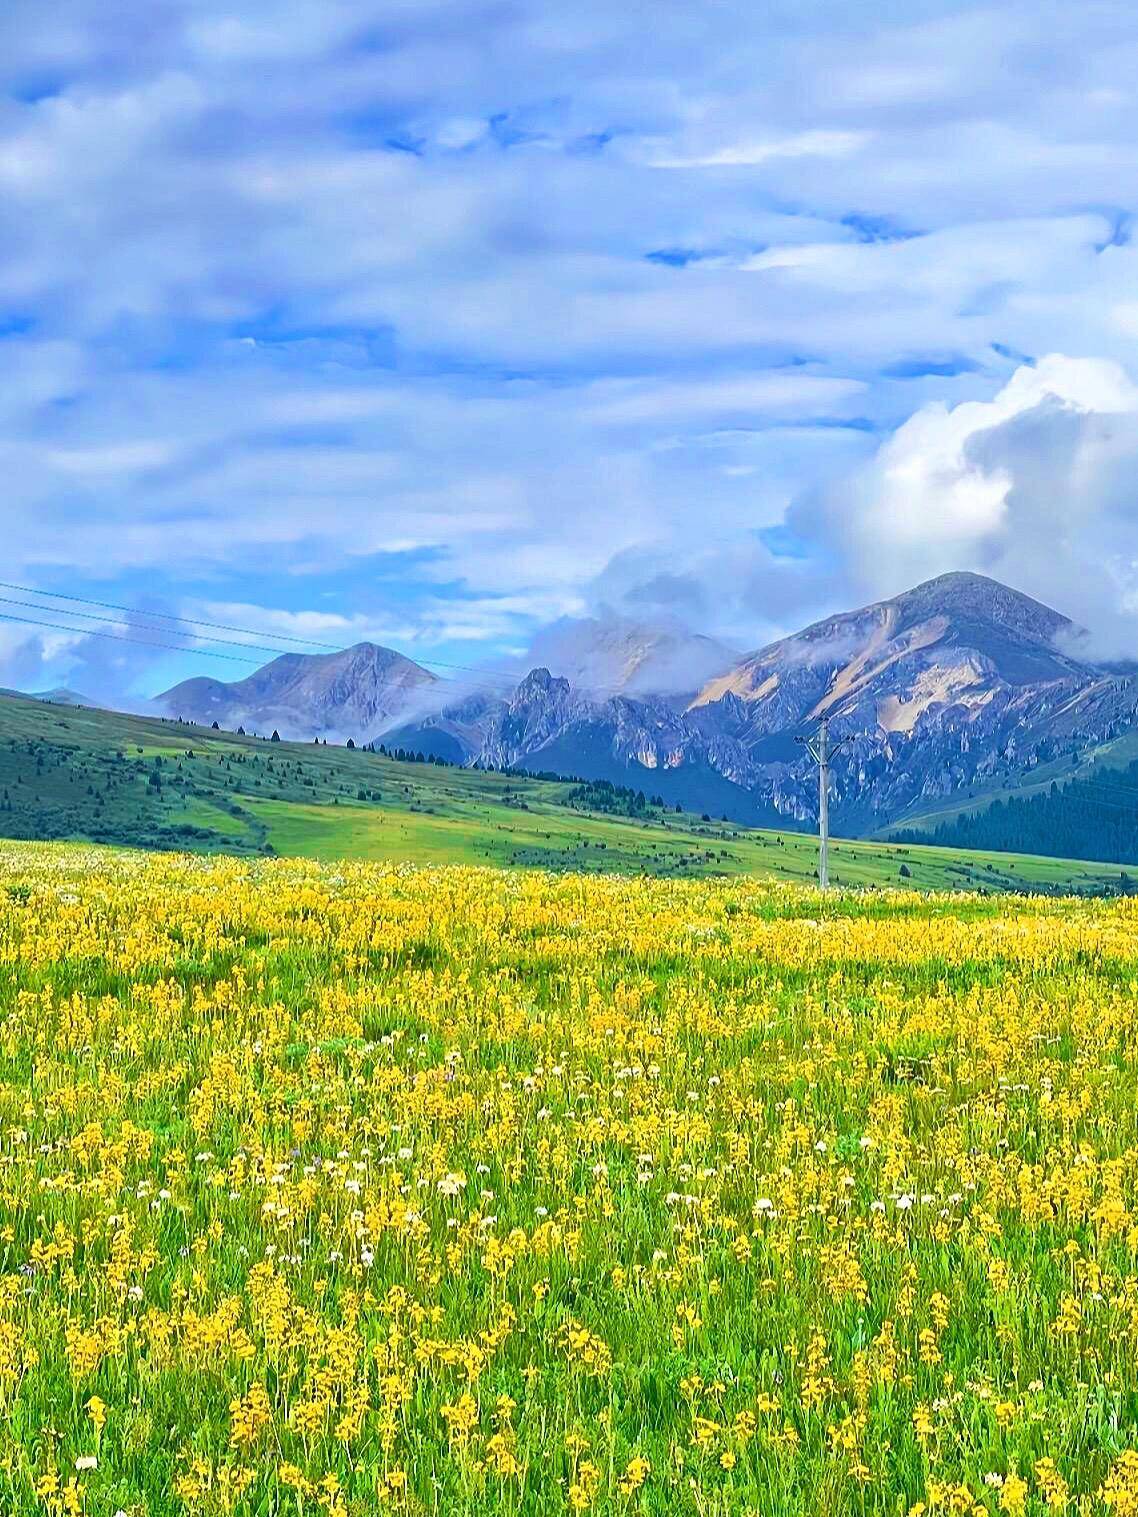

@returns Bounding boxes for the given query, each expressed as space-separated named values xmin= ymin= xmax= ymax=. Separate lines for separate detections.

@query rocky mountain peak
xmin=157 ymin=639 xmax=436 ymax=741
xmin=888 ymin=571 xmax=1074 ymax=644
xmin=512 ymin=667 xmax=571 ymax=705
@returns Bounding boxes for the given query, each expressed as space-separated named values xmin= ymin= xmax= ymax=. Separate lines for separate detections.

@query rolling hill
xmin=0 ymin=688 xmax=1132 ymax=894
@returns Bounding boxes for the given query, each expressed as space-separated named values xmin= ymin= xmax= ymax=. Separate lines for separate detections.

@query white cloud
xmin=791 ymin=355 xmax=1138 ymax=656
xmin=48 ymin=441 xmax=174 ymax=475
xmin=434 ymin=117 xmax=487 ymax=150
xmin=581 ymin=373 xmax=866 ymax=425
xmin=7 ymin=1 xmax=1138 ymax=693
xmin=644 ymin=129 xmax=869 ymax=169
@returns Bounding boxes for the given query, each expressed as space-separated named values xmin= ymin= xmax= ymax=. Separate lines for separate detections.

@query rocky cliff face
xmin=157 ymin=573 xmax=1138 ymax=831
xmin=388 ymin=573 xmax=1138 ymax=828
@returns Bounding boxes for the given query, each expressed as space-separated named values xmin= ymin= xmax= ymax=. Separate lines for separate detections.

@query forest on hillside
xmin=894 ymin=762 xmax=1138 ymax=868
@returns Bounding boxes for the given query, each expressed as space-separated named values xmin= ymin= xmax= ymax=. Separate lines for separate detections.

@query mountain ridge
xmin=128 ymin=571 xmax=1138 ymax=832
xmin=387 ymin=572 xmax=1138 ymax=827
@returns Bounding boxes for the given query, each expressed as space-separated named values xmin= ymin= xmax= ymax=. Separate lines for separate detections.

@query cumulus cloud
xmin=790 ymin=355 xmax=1138 ymax=658
xmin=6 ymin=1 xmax=1138 ymax=697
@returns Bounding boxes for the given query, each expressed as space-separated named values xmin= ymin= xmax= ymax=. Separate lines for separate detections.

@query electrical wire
xmin=0 ymin=610 xmax=270 ymax=665
xmin=0 ymin=579 xmax=346 ymax=651
xmin=0 ymin=579 xmax=660 ymax=695
xmin=0 ymin=596 xmax=336 ymax=663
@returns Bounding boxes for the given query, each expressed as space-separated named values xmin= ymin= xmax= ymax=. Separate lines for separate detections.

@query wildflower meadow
xmin=4 ymin=840 xmax=1138 ymax=1516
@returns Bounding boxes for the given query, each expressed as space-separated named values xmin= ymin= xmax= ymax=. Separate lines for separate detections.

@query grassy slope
xmin=0 ymin=690 xmax=1130 ymax=893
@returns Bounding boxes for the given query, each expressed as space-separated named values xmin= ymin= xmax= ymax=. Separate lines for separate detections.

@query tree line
xmin=894 ymin=764 xmax=1138 ymax=867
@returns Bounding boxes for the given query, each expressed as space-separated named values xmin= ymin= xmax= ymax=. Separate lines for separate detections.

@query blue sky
xmin=6 ymin=0 xmax=1138 ymax=697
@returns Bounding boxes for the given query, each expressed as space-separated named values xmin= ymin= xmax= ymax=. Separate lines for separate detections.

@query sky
xmin=6 ymin=0 xmax=1138 ymax=699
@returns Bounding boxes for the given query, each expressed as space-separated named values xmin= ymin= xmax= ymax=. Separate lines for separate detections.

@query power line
xmin=0 ymin=610 xmax=273 ymax=666
xmin=0 ymin=582 xmax=533 ymax=689
xmin=0 ymin=580 xmax=345 ymax=652
xmin=0 ymin=581 xmax=540 ymax=692
xmin=0 ymin=578 xmax=692 ymax=696
xmin=3 ymin=590 xmax=554 ymax=695
xmin=0 ymin=605 xmax=503 ymax=693
xmin=0 ymin=596 xmax=330 ymax=663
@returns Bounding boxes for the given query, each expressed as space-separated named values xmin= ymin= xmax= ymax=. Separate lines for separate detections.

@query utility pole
xmin=797 ymin=717 xmax=851 ymax=889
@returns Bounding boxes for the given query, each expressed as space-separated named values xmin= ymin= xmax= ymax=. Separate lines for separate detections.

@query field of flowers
xmin=4 ymin=841 xmax=1138 ymax=1516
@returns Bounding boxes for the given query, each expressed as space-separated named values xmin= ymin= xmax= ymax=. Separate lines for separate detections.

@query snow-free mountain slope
xmin=159 ymin=642 xmax=437 ymax=741
xmin=391 ymin=572 xmax=1138 ymax=827
xmin=692 ymin=572 xmax=1087 ymax=719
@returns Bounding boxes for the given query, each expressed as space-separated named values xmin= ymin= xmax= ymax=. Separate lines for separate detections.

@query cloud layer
xmin=5 ymin=1 xmax=1138 ymax=693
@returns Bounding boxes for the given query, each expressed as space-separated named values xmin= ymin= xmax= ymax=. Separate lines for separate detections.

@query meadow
xmin=4 ymin=841 xmax=1138 ymax=1515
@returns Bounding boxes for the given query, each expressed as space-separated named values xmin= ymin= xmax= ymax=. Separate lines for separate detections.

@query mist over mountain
xmin=525 ymin=616 xmax=738 ymax=699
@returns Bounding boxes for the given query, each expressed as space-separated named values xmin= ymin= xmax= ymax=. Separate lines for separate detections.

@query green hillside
xmin=0 ymin=690 xmax=1131 ymax=893
xmin=878 ymin=725 xmax=1138 ymax=839
xmin=892 ymin=756 xmax=1138 ymax=865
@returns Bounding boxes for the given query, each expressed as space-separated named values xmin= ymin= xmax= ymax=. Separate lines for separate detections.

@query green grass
xmin=0 ymin=691 xmax=1133 ymax=893
xmin=5 ymin=847 xmax=1138 ymax=1514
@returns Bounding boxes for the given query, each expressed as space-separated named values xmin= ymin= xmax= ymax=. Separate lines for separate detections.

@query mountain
xmin=157 ymin=642 xmax=437 ymax=741
xmin=143 ymin=572 xmax=1138 ymax=837
xmin=691 ymin=571 xmax=1085 ymax=720
xmin=389 ymin=572 xmax=1138 ymax=830
xmin=390 ymin=666 xmax=781 ymax=821
xmin=683 ymin=571 xmax=1138 ymax=827
xmin=1 ymin=686 xmax=97 ymax=707
xmin=525 ymin=616 xmax=737 ymax=698
xmin=680 ymin=571 xmax=1138 ymax=824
